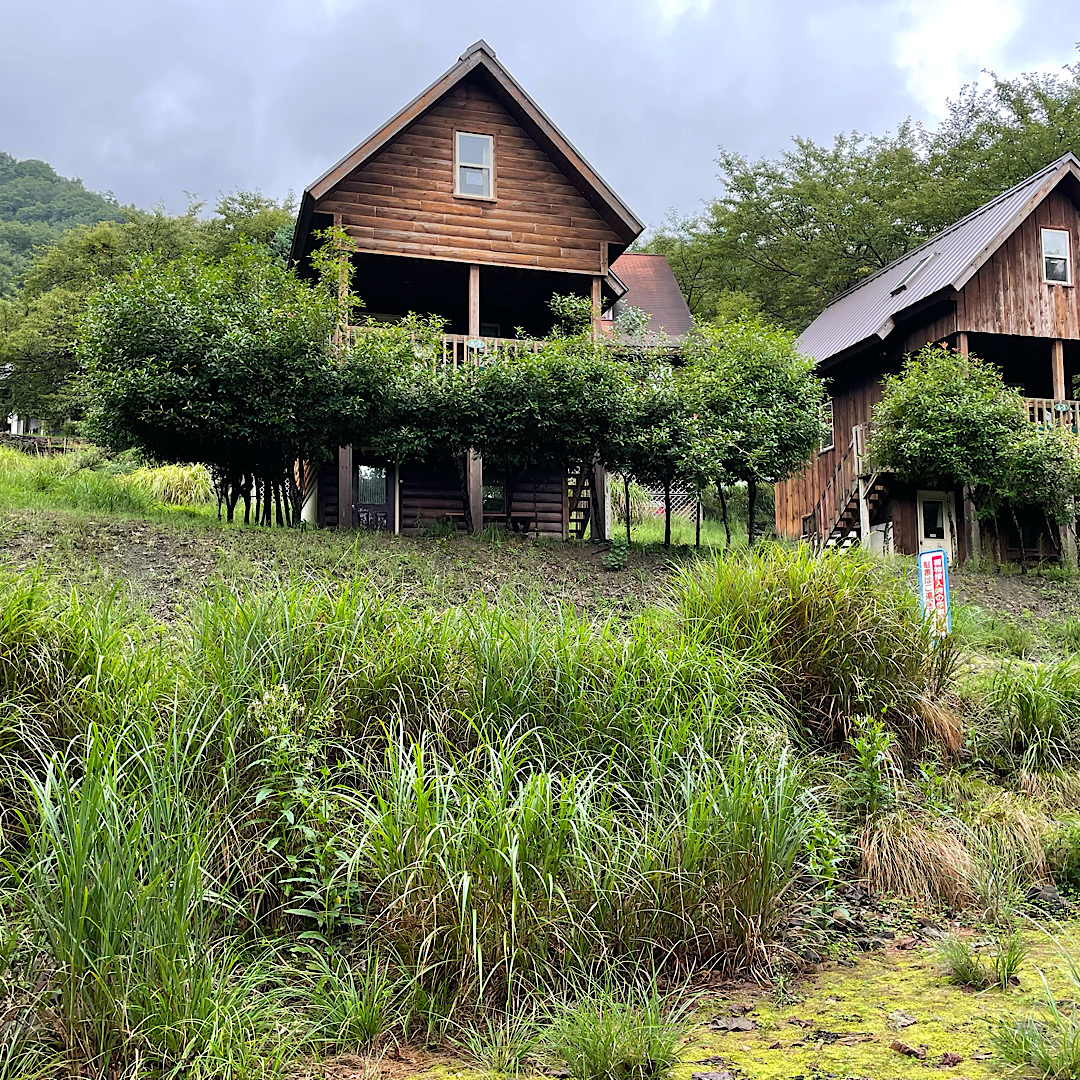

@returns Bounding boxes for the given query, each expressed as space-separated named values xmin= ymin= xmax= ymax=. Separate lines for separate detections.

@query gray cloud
xmin=2 ymin=0 xmax=1076 ymax=229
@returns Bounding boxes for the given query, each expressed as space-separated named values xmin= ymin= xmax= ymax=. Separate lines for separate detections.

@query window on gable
xmin=1042 ymin=227 xmax=1072 ymax=284
xmin=455 ymin=132 xmax=494 ymax=199
xmin=819 ymin=398 xmax=834 ymax=453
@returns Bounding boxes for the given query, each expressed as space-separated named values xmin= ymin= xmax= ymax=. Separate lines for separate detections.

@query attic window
xmin=455 ymin=132 xmax=494 ymax=199
xmin=890 ymin=252 xmax=936 ymax=296
xmin=1042 ymin=228 xmax=1072 ymax=284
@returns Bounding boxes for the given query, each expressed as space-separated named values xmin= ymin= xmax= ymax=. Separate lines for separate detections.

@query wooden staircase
xmin=802 ymin=425 xmax=888 ymax=550
xmin=567 ymin=467 xmax=592 ymax=539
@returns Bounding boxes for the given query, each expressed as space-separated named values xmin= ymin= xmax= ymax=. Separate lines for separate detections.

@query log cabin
xmin=290 ymin=40 xmax=691 ymax=537
xmin=775 ymin=153 xmax=1080 ymax=563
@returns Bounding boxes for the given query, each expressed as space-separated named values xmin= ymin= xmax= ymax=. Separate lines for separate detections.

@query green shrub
xmin=304 ymin=951 xmax=398 ymax=1052
xmin=673 ymin=545 xmax=958 ymax=749
xmin=458 ymin=1011 xmax=540 ymax=1076
xmin=546 ymin=986 xmax=688 ymax=1080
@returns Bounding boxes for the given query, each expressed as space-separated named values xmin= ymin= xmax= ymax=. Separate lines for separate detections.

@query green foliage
xmin=80 ymin=243 xmax=346 ymax=524
xmin=602 ymin=535 xmax=629 ymax=571
xmin=546 ymin=986 xmax=688 ymax=1080
xmin=846 ymin=713 xmax=898 ymax=818
xmin=0 ymin=151 xmax=124 ymax=297
xmin=641 ymin=57 xmax=1080 ymax=328
xmin=126 ymin=463 xmax=213 ymax=506
xmin=304 ymin=951 xmax=397 ymax=1052
xmin=871 ymin=344 xmax=1025 ymax=503
xmin=458 ymin=1011 xmax=540 ymax=1076
xmin=673 ymin=544 xmax=957 ymax=749
xmin=548 ymin=291 xmax=594 ymax=336
xmin=680 ymin=317 xmax=825 ymax=541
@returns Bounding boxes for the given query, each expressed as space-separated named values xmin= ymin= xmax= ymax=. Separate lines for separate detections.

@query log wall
xmin=314 ymin=75 xmax=620 ymax=273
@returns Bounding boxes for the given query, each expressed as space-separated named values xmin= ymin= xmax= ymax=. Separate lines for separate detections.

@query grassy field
xmin=3 ymin=448 xmax=1080 ymax=1080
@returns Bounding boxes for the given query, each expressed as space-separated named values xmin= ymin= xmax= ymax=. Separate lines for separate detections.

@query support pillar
xmin=956 ymin=330 xmax=969 ymax=357
xmin=857 ymin=477 xmax=871 ymax=546
xmin=591 ymin=275 xmax=603 ymax=339
xmin=337 ymin=445 xmax=353 ymax=529
xmin=467 ymin=264 xmax=483 ymax=533
xmin=590 ymin=461 xmax=610 ymax=541
xmin=1053 ymin=338 xmax=1066 ymax=400
xmin=963 ymin=485 xmax=981 ymax=565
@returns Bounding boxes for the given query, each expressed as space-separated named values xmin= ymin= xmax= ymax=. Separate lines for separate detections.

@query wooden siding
xmin=399 ymin=459 xmax=466 ymax=534
xmin=506 ymin=470 xmax=568 ymax=538
xmin=900 ymin=308 xmax=957 ymax=354
xmin=774 ymin=368 xmax=884 ymax=540
xmin=958 ymin=190 xmax=1080 ymax=338
xmin=317 ymin=461 xmax=339 ymax=528
xmin=315 ymin=77 xmax=620 ymax=273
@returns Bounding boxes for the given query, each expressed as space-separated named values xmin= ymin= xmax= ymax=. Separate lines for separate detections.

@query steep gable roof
xmin=291 ymin=41 xmax=643 ymax=264
xmin=798 ymin=153 xmax=1080 ymax=364
xmin=608 ymin=253 xmax=693 ymax=341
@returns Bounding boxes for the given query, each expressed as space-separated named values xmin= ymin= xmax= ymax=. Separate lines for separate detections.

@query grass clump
xmin=546 ymin=986 xmax=688 ymax=1080
xmin=457 ymin=1011 xmax=540 ymax=1076
xmin=939 ymin=932 xmax=1026 ymax=990
xmin=674 ymin=544 xmax=959 ymax=750
xmin=127 ymin=463 xmax=213 ymax=505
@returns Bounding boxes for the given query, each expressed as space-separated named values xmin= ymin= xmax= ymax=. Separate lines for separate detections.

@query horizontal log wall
xmin=315 ymin=75 xmax=620 ymax=273
xmin=507 ymin=469 xmax=568 ymax=538
xmin=400 ymin=460 xmax=466 ymax=533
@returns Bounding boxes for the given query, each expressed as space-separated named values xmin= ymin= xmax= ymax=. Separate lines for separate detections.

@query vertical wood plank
xmin=591 ymin=275 xmax=602 ymax=339
xmin=1053 ymin=338 xmax=1066 ymax=399
xmin=337 ymin=445 xmax=353 ymax=530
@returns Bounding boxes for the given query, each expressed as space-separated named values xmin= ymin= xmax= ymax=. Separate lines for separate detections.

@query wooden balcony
xmin=1025 ymin=397 xmax=1080 ymax=432
xmin=345 ymin=326 xmax=546 ymax=369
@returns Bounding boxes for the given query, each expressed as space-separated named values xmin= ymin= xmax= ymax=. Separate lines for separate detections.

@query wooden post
xmin=1053 ymin=338 xmax=1066 ymax=400
xmin=466 ymin=265 xmax=483 ymax=533
xmin=858 ymin=477 xmax=871 ymax=547
xmin=590 ymin=276 xmax=603 ymax=339
xmin=337 ymin=445 xmax=353 ymax=530
xmin=468 ymin=265 xmax=480 ymax=337
xmin=964 ymin=485 xmax=982 ymax=565
xmin=956 ymin=331 xmax=969 ymax=357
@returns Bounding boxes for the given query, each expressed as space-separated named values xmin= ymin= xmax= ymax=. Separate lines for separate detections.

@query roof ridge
xmin=823 ymin=152 xmax=1078 ymax=309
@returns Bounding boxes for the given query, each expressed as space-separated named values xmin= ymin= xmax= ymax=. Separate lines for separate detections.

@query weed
xmin=602 ymin=535 xmax=630 ymax=571
xmin=546 ymin=985 xmax=688 ymax=1080
xmin=938 ymin=934 xmax=989 ymax=988
xmin=305 ymin=951 xmax=397 ymax=1052
xmin=457 ymin=1010 xmax=540 ymax=1076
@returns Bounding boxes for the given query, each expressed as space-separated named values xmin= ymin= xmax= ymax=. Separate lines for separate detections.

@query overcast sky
xmin=3 ymin=0 xmax=1077 ymax=231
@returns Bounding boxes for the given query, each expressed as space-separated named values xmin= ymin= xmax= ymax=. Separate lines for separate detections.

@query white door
xmin=917 ymin=490 xmax=955 ymax=558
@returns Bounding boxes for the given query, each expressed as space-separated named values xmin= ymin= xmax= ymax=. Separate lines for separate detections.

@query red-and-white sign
xmin=918 ymin=548 xmax=951 ymax=637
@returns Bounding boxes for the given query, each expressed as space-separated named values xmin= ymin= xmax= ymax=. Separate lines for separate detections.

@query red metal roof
xmin=608 ymin=253 xmax=693 ymax=341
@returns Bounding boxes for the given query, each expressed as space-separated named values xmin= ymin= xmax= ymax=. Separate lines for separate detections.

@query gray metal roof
xmin=798 ymin=153 xmax=1080 ymax=364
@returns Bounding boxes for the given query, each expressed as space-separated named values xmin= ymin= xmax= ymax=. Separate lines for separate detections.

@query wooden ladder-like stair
xmin=567 ymin=467 xmax=592 ymax=539
xmin=824 ymin=476 xmax=888 ymax=548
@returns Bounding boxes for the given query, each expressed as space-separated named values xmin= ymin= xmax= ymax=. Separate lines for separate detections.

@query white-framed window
xmin=1042 ymin=227 xmax=1072 ymax=285
xmin=455 ymin=131 xmax=494 ymax=199
xmin=819 ymin=397 xmax=835 ymax=453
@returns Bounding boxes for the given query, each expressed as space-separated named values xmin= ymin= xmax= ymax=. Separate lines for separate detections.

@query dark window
xmin=922 ymin=500 xmax=945 ymax=540
xmin=357 ymin=466 xmax=387 ymax=504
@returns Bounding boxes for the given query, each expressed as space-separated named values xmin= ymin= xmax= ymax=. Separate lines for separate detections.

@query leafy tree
xmin=0 ymin=151 xmax=124 ymax=296
xmin=680 ymin=317 xmax=825 ymax=544
xmin=643 ymin=54 xmax=1080 ymax=329
xmin=81 ymin=244 xmax=347 ymax=525
xmin=469 ymin=338 xmax=634 ymax=531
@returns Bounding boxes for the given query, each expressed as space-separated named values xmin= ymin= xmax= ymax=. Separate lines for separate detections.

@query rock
xmin=890 ymin=1039 xmax=928 ymax=1059
xmin=800 ymin=948 xmax=822 ymax=965
xmin=1027 ymin=883 xmax=1071 ymax=916
xmin=940 ymin=1051 xmax=964 ymax=1066
xmin=691 ymin=1072 xmax=735 ymax=1080
xmin=918 ymin=917 xmax=944 ymax=931
xmin=919 ymin=926 xmax=945 ymax=940
xmin=888 ymin=1010 xmax=918 ymax=1029
xmin=709 ymin=1017 xmax=755 ymax=1033
xmin=876 ymin=928 xmax=895 ymax=940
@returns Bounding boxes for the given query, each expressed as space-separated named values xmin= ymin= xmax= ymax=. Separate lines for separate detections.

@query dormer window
xmin=455 ymin=132 xmax=494 ymax=199
xmin=1042 ymin=228 xmax=1072 ymax=284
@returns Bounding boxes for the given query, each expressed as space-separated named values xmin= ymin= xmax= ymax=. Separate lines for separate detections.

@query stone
xmin=1027 ymin=883 xmax=1070 ymax=916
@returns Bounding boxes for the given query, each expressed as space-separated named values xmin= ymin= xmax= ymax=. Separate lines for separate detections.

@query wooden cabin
xmin=775 ymin=153 xmax=1080 ymax=563
xmin=291 ymin=41 xmax=690 ymax=537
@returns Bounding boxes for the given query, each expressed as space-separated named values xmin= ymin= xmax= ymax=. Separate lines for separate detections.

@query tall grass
xmin=673 ymin=545 xmax=959 ymax=749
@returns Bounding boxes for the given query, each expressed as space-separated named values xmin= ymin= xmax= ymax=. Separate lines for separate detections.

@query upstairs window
xmin=455 ymin=132 xmax=494 ymax=199
xmin=819 ymin=398 xmax=834 ymax=453
xmin=1042 ymin=227 xmax=1072 ymax=284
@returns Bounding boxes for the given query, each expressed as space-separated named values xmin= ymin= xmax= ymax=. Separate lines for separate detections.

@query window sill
xmin=453 ymin=193 xmax=497 ymax=203
xmin=818 ymin=446 xmax=835 ymax=456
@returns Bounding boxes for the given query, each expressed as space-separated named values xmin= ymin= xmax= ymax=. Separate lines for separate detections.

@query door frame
xmin=916 ymin=489 xmax=956 ymax=560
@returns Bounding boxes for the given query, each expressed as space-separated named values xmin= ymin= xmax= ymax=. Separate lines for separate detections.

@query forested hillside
xmin=0 ymin=151 xmax=124 ymax=296
xmin=644 ymin=58 xmax=1080 ymax=329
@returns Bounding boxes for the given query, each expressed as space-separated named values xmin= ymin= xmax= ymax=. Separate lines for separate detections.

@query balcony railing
xmin=1025 ymin=397 xmax=1080 ymax=433
xmin=345 ymin=326 xmax=545 ymax=369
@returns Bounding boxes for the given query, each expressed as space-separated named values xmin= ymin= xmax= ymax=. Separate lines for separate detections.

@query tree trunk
xmin=454 ymin=454 xmax=473 ymax=534
xmin=695 ymin=496 xmax=701 ymax=548
xmin=716 ymin=482 xmax=731 ymax=549
xmin=747 ymin=478 xmax=758 ymax=547
xmin=1010 ymin=505 xmax=1027 ymax=573
xmin=624 ymin=475 xmax=632 ymax=547
xmin=242 ymin=474 xmax=252 ymax=525
xmin=663 ymin=483 xmax=672 ymax=548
